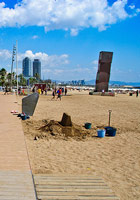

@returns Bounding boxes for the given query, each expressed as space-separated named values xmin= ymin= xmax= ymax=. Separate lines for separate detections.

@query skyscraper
xmin=95 ymin=51 xmax=113 ymax=92
xmin=33 ymin=59 xmax=41 ymax=80
xmin=22 ymin=57 xmax=32 ymax=77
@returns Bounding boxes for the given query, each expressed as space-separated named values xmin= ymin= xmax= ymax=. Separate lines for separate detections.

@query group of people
xmin=18 ymin=87 xmax=25 ymax=95
xmin=52 ymin=87 xmax=67 ymax=101
xmin=32 ymin=86 xmax=68 ymax=100
xmin=32 ymin=86 xmax=48 ymax=95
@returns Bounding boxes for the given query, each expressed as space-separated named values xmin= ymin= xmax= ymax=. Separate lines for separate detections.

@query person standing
xmin=136 ymin=90 xmax=139 ymax=97
xmin=62 ymin=87 xmax=64 ymax=95
xmin=32 ymin=86 xmax=35 ymax=93
xmin=65 ymin=87 xmax=67 ymax=95
xmin=38 ymin=88 xmax=41 ymax=94
xmin=4 ymin=86 xmax=9 ymax=95
xmin=44 ymin=87 xmax=47 ymax=95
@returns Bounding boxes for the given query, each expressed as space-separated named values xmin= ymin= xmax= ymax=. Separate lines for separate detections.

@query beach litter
xmin=11 ymin=110 xmax=18 ymax=113
xmin=17 ymin=112 xmax=30 ymax=120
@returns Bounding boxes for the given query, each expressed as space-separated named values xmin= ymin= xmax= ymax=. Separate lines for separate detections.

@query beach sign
xmin=22 ymin=93 xmax=39 ymax=116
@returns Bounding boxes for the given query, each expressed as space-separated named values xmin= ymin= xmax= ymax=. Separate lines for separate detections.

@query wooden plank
xmin=36 ymin=188 xmax=112 ymax=192
xmin=37 ymin=191 xmax=116 ymax=196
xmin=34 ymin=179 xmax=105 ymax=183
xmin=34 ymin=175 xmax=120 ymax=200
xmin=37 ymin=195 xmax=119 ymax=200
xmin=34 ymin=175 xmax=102 ymax=179
xmin=34 ymin=179 xmax=104 ymax=183
xmin=35 ymin=182 xmax=108 ymax=186
xmin=36 ymin=185 xmax=109 ymax=189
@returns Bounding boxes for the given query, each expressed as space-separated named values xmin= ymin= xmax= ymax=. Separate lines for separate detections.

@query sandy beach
xmin=19 ymin=90 xmax=140 ymax=200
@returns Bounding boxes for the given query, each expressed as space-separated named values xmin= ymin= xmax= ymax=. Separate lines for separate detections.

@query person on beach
xmin=4 ymin=86 xmax=9 ymax=95
xmin=51 ymin=89 xmax=56 ymax=100
xmin=57 ymin=88 xmax=62 ymax=100
xmin=62 ymin=87 xmax=64 ymax=95
xmin=32 ymin=87 xmax=35 ymax=93
xmin=18 ymin=87 xmax=21 ymax=95
xmin=44 ymin=87 xmax=47 ymax=95
xmin=65 ymin=87 xmax=67 ymax=95
xmin=38 ymin=88 xmax=41 ymax=94
xmin=136 ymin=90 xmax=139 ymax=97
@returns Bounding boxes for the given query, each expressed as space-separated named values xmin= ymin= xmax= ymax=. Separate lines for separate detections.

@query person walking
xmin=57 ymin=88 xmax=62 ymax=100
xmin=51 ymin=89 xmax=56 ymax=100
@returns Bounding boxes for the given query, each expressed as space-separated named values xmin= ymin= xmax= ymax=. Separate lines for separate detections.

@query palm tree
xmin=34 ymin=73 xmax=40 ymax=81
xmin=29 ymin=77 xmax=37 ymax=86
xmin=18 ymin=74 xmax=27 ymax=86
xmin=0 ymin=68 xmax=7 ymax=86
xmin=0 ymin=68 xmax=7 ymax=76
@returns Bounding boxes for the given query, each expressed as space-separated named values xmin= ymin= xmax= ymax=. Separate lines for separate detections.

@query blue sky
xmin=0 ymin=0 xmax=140 ymax=82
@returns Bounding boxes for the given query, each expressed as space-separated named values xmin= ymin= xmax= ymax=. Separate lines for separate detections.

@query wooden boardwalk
xmin=0 ymin=93 xmax=36 ymax=200
xmin=34 ymin=175 xmax=120 ymax=200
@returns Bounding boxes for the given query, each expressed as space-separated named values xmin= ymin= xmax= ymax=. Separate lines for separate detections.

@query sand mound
xmin=23 ymin=119 xmax=97 ymax=141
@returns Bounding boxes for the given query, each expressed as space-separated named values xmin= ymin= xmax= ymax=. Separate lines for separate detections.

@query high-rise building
xmin=33 ymin=59 xmax=41 ymax=80
xmin=95 ymin=51 xmax=113 ymax=92
xmin=22 ymin=57 xmax=32 ymax=77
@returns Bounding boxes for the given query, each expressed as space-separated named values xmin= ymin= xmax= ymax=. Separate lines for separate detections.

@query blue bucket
xmin=85 ymin=123 xmax=92 ymax=129
xmin=104 ymin=127 xmax=116 ymax=137
xmin=21 ymin=115 xmax=27 ymax=120
xmin=97 ymin=129 xmax=105 ymax=138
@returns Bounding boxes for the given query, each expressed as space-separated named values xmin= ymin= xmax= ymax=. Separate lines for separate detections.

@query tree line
xmin=0 ymin=68 xmax=52 ymax=87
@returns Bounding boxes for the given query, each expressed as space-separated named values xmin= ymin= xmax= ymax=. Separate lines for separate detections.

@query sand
xmin=19 ymin=90 xmax=140 ymax=200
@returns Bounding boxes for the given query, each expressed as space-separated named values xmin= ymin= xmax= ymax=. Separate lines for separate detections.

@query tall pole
xmin=108 ymin=110 xmax=112 ymax=127
xmin=10 ymin=58 xmax=14 ymax=91
xmin=11 ymin=45 xmax=16 ymax=91
xmin=16 ymin=40 xmax=18 ymax=95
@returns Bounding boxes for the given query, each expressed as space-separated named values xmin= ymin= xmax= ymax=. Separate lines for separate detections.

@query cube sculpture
xmin=95 ymin=51 xmax=113 ymax=92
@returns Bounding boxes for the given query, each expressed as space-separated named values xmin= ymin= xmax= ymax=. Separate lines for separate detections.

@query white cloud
xmin=92 ymin=60 xmax=98 ymax=65
xmin=129 ymin=5 xmax=135 ymax=10
xmin=18 ymin=50 xmax=69 ymax=68
xmin=0 ymin=0 xmax=139 ymax=34
xmin=0 ymin=49 xmax=69 ymax=76
xmin=70 ymin=29 xmax=79 ymax=36
xmin=136 ymin=8 xmax=140 ymax=13
xmin=0 ymin=49 xmax=11 ymax=60
xmin=32 ymin=35 xmax=39 ymax=39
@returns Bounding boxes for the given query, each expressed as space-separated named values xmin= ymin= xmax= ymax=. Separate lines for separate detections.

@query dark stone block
xmin=22 ymin=93 xmax=39 ymax=116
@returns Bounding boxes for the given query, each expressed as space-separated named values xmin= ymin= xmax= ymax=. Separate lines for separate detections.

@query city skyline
xmin=33 ymin=59 xmax=41 ymax=80
xmin=0 ymin=0 xmax=140 ymax=82
xmin=22 ymin=57 xmax=32 ymax=77
xmin=22 ymin=57 xmax=41 ymax=79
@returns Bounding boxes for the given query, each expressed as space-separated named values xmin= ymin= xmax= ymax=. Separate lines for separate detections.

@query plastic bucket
xmin=85 ymin=123 xmax=92 ymax=129
xmin=21 ymin=115 xmax=27 ymax=120
xmin=104 ymin=127 xmax=116 ymax=137
xmin=97 ymin=129 xmax=105 ymax=138
xmin=26 ymin=115 xmax=30 ymax=119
